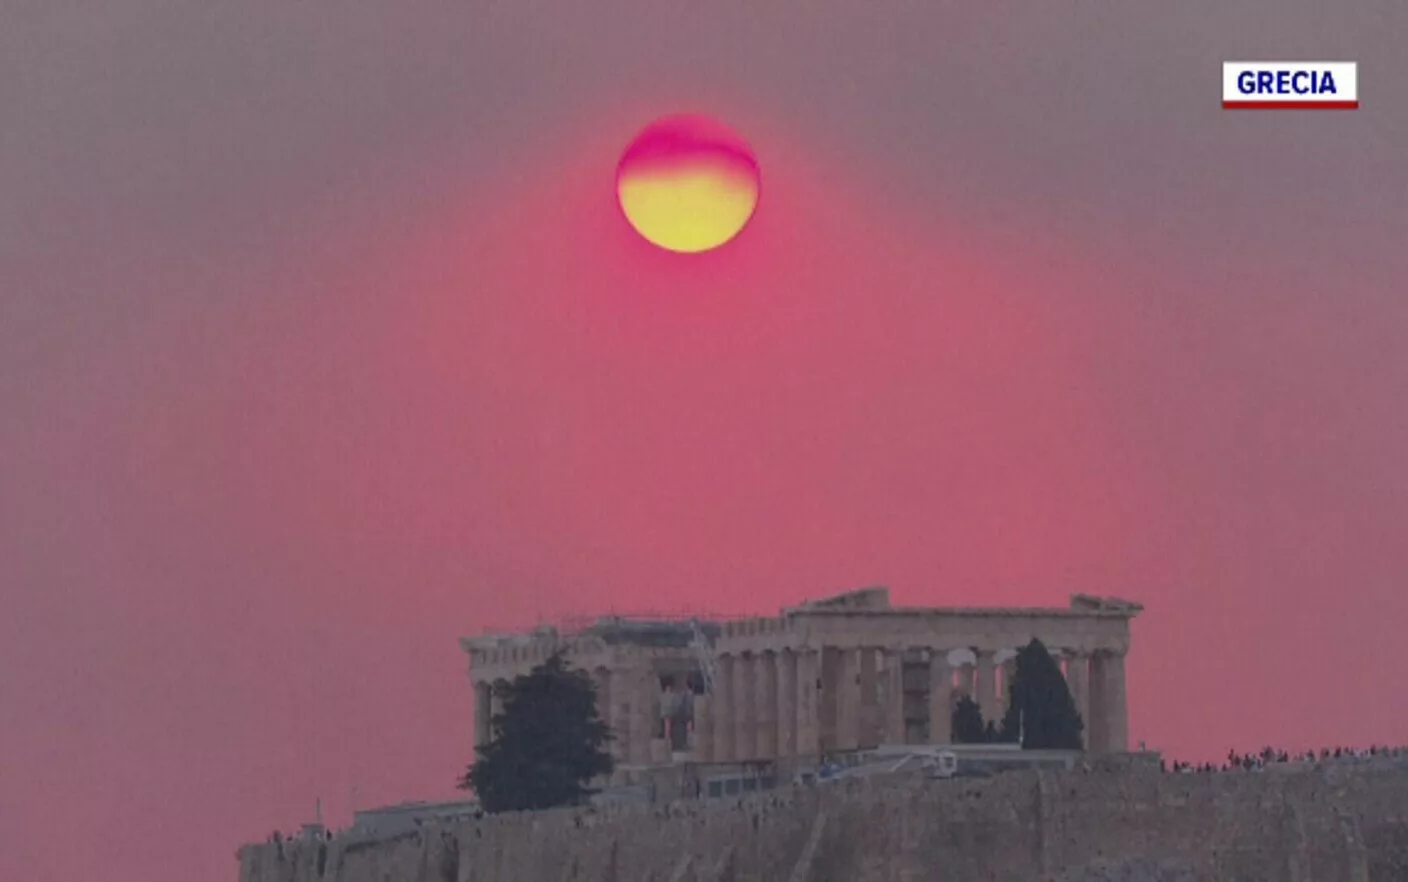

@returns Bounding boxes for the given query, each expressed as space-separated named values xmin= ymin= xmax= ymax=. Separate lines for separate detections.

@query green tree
xmin=998 ymin=638 xmax=1084 ymax=750
xmin=459 ymin=653 xmax=614 ymax=812
xmin=950 ymin=694 xmax=987 ymax=743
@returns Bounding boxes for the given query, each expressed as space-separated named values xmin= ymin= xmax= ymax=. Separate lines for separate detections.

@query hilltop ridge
xmin=238 ymin=753 xmax=1408 ymax=881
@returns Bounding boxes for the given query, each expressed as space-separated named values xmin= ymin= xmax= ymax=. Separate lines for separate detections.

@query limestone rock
xmin=1058 ymin=857 xmax=1198 ymax=882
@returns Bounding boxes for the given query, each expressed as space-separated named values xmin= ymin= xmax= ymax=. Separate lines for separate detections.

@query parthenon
xmin=461 ymin=587 xmax=1141 ymax=777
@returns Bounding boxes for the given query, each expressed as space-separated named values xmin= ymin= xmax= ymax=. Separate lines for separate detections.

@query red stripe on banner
xmin=1223 ymin=100 xmax=1359 ymax=110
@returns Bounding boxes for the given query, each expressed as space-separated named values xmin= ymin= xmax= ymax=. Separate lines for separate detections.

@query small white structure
xmin=351 ymin=799 xmax=481 ymax=836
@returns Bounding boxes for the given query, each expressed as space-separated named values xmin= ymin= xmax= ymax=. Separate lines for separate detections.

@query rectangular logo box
xmin=1223 ymin=61 xmax=1358 ymax=109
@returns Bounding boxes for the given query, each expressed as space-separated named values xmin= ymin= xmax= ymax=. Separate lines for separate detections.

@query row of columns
xmin=689 ymin=645 xmax=1128 ymax=762
xmin=472 ymin=680 xmax=509 ymax=751
xmin=695 ymin=650 xmax=822 ymax=763
xmin=594 ymin=666 xmax=665 ymax=766
xmin=471 ymin=645 xmax=1129 ymax=762
xmin=475 ymin=666 xmax=666 ymax=766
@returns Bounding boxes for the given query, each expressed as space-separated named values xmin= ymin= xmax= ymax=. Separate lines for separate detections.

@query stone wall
xmin=238 ymin=757 xmax=1408 ymax=881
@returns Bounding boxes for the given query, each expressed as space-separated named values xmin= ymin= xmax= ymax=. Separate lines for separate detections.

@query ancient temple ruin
xmin=461 ymin=587 xmax=1141 ymax=783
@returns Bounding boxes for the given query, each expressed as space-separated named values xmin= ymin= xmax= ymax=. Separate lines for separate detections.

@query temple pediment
xmin=793 ymin=586 xmax=892 ymax=612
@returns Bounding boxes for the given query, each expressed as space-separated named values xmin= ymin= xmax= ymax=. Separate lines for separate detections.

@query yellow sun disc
xmin=616 ymin=115 xmax=760 ymax=254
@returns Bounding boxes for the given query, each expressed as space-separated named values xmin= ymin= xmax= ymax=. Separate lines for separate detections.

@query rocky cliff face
xmin=238 ymin=757 xmax=1408 ymax=881
xmin=1058 ymin=859 xmax=1198 ymax=882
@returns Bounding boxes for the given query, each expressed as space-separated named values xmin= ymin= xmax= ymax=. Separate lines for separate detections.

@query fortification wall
xmin=238 ymin=757 xmax=1408 ymax=881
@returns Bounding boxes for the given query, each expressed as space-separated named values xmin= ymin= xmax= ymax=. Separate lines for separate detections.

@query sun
xmin=616 ymin=114 xmax=760 ymax=254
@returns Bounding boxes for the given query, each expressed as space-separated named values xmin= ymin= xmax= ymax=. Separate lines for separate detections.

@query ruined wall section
xmin=238 ymin=759 xmax=1408 ymax=882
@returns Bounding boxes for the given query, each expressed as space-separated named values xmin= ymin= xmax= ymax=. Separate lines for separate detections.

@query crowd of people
xmin=1162 ymin=743 xmax=1407 ymax=774
xmin=266 ymin=827 xmax=335 ymax=845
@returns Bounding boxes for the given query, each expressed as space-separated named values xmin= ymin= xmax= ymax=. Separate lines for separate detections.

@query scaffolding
xmin=480 ymin=609 xmax=735 ymax=694
xmin=688 ymin=618 xmax=720 ymax=694
xmin=555 ymin=608 xmax=741 ymax=635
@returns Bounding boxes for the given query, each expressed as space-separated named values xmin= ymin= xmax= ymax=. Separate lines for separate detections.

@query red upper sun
xmin=616 ymin=115 xmax=761 ymax=254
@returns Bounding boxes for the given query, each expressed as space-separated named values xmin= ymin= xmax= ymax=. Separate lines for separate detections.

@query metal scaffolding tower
xmin=688 ymin=619 xmax=719 ymax=694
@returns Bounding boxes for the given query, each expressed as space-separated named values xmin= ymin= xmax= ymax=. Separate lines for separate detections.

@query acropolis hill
xmin=236 ymin=587 xmax=1408 ymax=880
xmin=238 ymin=756 xmax=1408 ymax=880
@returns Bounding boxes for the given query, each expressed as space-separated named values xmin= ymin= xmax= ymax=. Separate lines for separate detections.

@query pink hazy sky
xmin=3 ymin=3 xmax=1406 ymax=880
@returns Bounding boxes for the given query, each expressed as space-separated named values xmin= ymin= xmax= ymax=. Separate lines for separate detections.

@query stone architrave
xmin=776 ymin=649 xmax=797 ymax=758
xmin=733 ymin=653 xmax=756 ymax=761
xmin=884 ymin=650 xmax=906 ymax=745
xmin=714 ymin=655 xmax=735 ymax=762
xmin=928 ymin=652 xmax=952 ymax=744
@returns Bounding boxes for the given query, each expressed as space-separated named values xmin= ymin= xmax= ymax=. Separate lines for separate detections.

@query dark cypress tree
xmin=950 ymin=694 xmax=987 ymax=743
xmin=998 ymin=638 xmax=1084 ymax=749
xmin=459 ymin=653 xmax=614 ymax=812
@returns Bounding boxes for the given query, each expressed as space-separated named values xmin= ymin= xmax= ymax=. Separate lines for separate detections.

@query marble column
xmin=629 ymin=669 xmax=657 ymax=765
xmin=693 ymin=693 xmax=714 ymax=762
xmin=776 ymin=650 xmax=797 ymax=758
xmin=755 ymin=652 xmax=778 ymax=759
xmin=473 ymin=681 xmax=492 ymax=749
xmin=818 ymin=647 xmax=841 ymax=753
xmin=975 ymin=651 xmax=997 ymax=725
xmin=835 ymin=648 xmax=861 ymax=750
xmin=836 ymin=647 xmax=860 ymax=753
xmin=1090 ymin=651 xmax=1128 ymax=753
xmin=733 ymin=652 xmax=756 ymax=761
xmin=858 ymin=647 xmax=880 ymax=749
xmin=1066 ymin=653 xmax=1091 ymax=750
xmin=714 ymin=655 xmax=735 ymax=762
xmin=592 ymin=669 xmax=611 ymax=739
xmin=796 ymin=649 xmax=820 ymax=756
xmin=999 ymin=657 xmax=1018 ymax=715
xmin=1107 ymin=651 xmax=1129 ymax=752
xmin=608 ymin=669 xmax=631 ymax=764
xmin=489 ymin=680 xmax=507 ymax=743
xmin=884 ymin=650 xmax=906 ymax=745
xmin=1088 ymin=652 xmax=1108 ymax=753
xmin=928 ymin=651 xmax=952 ymax=744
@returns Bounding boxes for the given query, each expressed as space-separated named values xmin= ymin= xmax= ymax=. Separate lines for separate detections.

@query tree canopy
xmin=998 ymin=638 xmax=1084 ymax=750
xmin=950 ymin=694 xmax=987 ymax=743
xmin=459 ymin=653 xmax=614 ymax=813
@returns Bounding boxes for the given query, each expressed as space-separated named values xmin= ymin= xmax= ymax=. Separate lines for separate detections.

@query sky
xmin=2 ymin=2 xmax=1406 ymax=880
